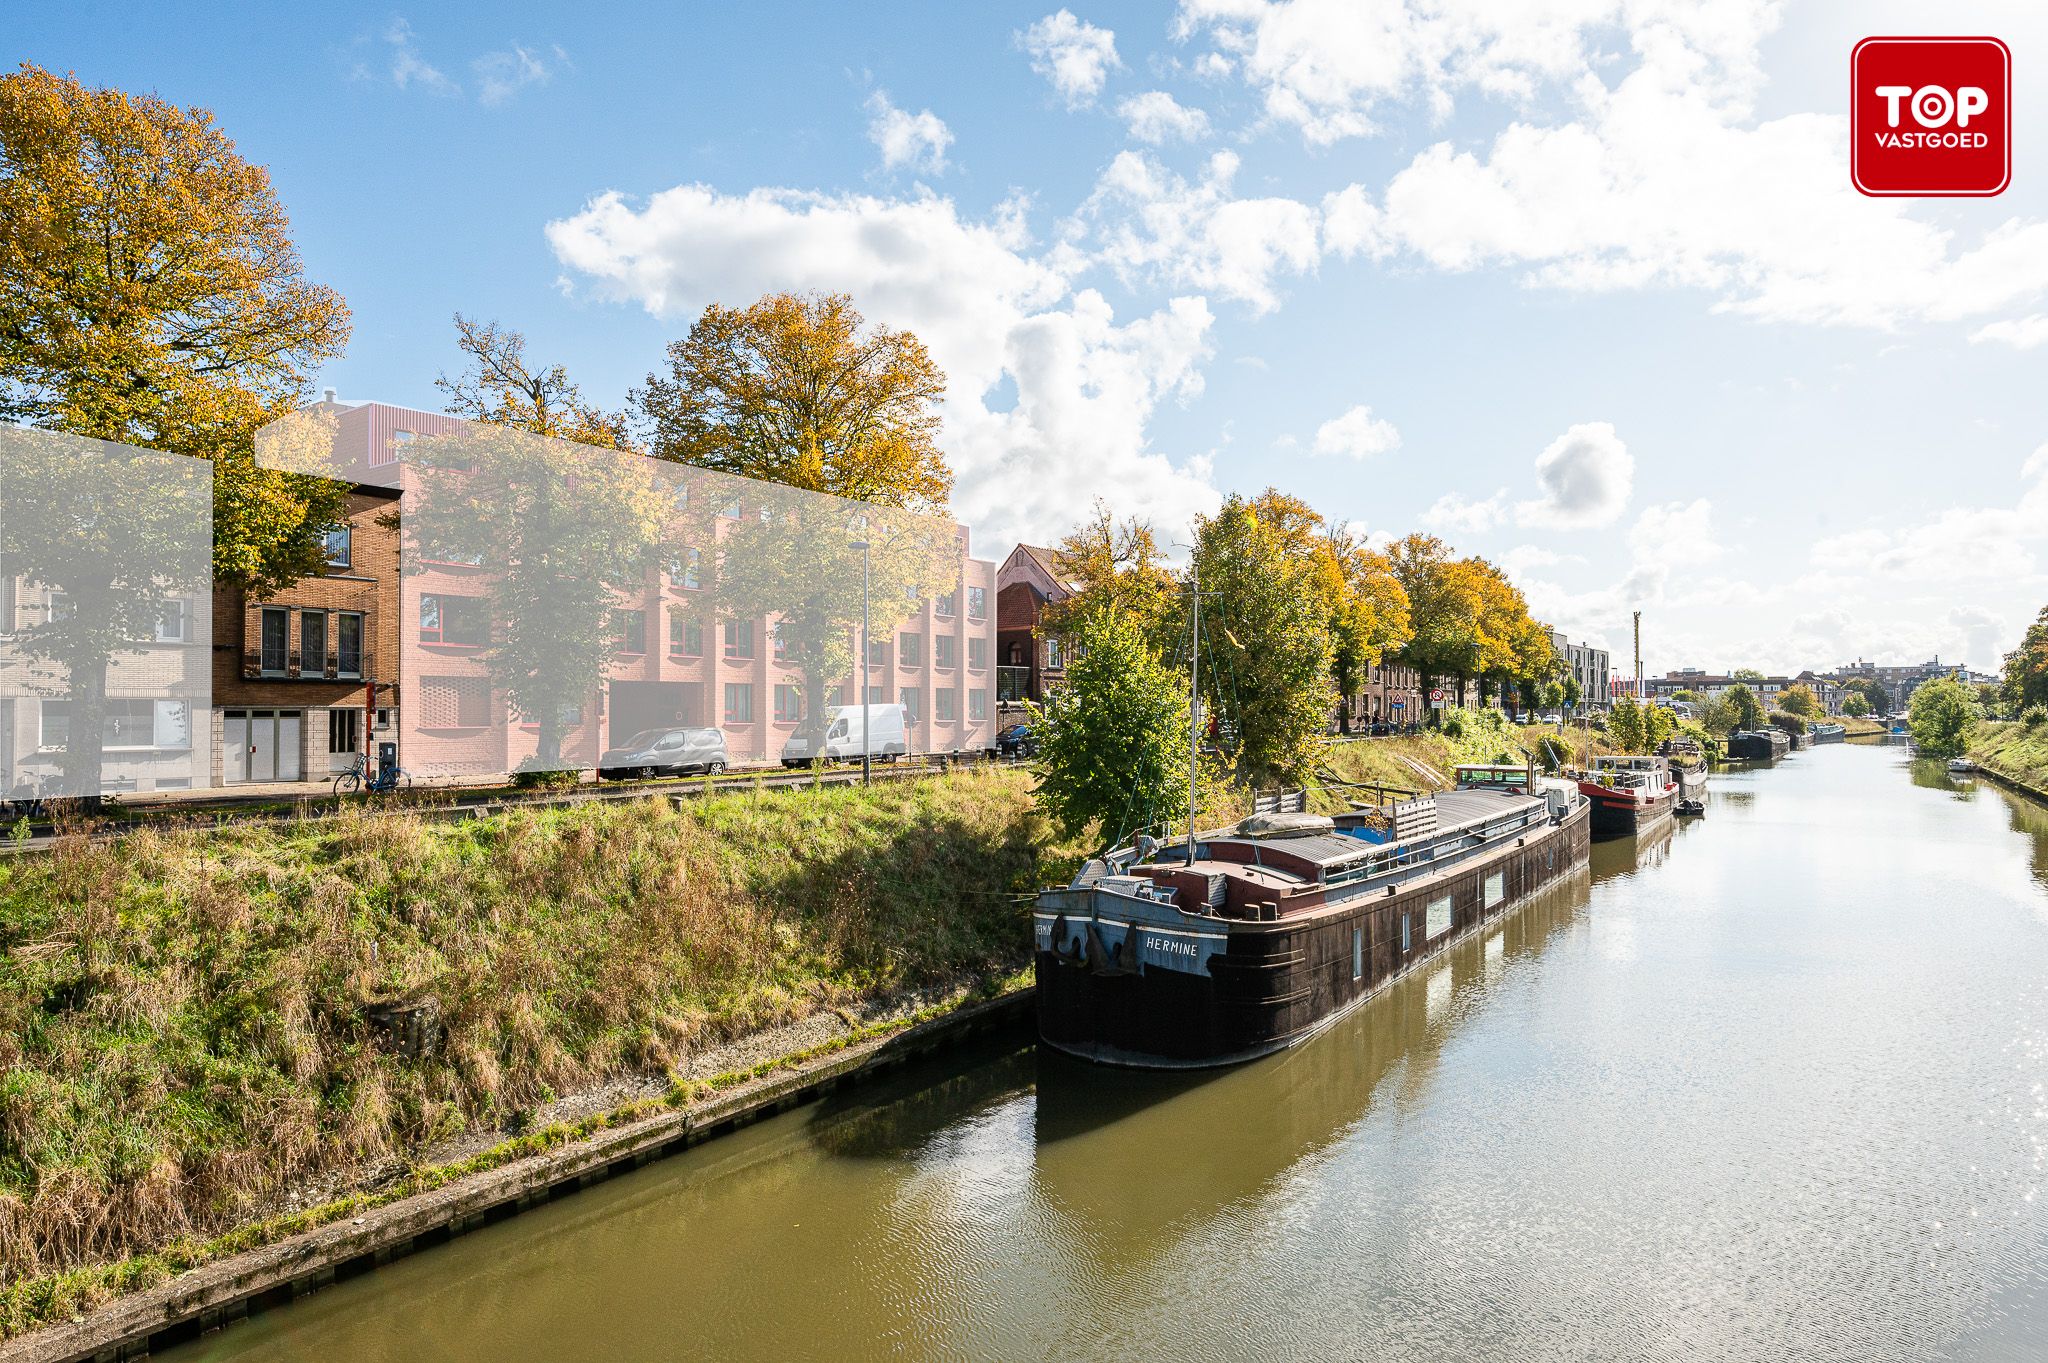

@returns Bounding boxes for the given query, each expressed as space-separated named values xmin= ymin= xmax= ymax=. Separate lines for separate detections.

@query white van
xmin=781 ymin=703 xmax=910 ymax=767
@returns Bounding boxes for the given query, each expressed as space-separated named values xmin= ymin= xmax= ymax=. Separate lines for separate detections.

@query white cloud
xmin=1183 ymin=0 xmax=2048 ymax=333
xmin=1068 ymin=150 xmax=1321 ymax=313
xmin=1320 ymin=184 xmax=1387 ymax=261
xmin=545 ymin=184 xmax=1220 ymax=550
xmin=382 ymin=19 xmax=457 ymax=96
xmin=1019 ymin=9 xmax=1122 ymax=108
xmin=1971 ymin=315 xmax=2048 ymax=350
xmin=1421 ymin=489 xmax=1507 ymax=534
xmin=473 ymin=44 xmax=560 ymax=106
xmin=1516 ymin=421 xmax=1633 ymax=528
xmin=866 ymin=91 xmax=953 ymax=175
xmin=1117 ymin=90 xmax=1212 ymax=143
xmin=1312 ymin=404 xmax=1400 ymax=460
xmin=1807 ymin=452 xmax=2048 ymax=588
xmin=1501 ymin=544 xmax=1582 ymax=578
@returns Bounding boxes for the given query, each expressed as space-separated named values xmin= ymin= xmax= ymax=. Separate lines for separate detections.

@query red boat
xmin=1577 ymin=755 xmax=1677 ymax=840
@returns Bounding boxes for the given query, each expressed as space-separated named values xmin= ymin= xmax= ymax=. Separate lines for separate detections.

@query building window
xmin=901 ymin=687 xmax=921 ymax=724
xmin=328 ymin=708 xmax=361 ymax=755
xmin=899 ymin=632 xmax=923 ymax=667
xmin=301 ymin=610 xmax=327 ymax=675
xmin=611 ymin=609 xmax=646 ymax=655
xmin=936 ymin=635 xmax=957 ymax=669
xmin=937 ymin=688 xmax=958 ymax=723
xmin=936 ymin=590 xmax=956 ymax=618
xmin=967 ymin=637 xmax=987 ymax=671
xmin=154 ymin=599 xmax=191 ymax=643
xmin=723 ymin=619 xmax=753 ymax=659
xmin=336 ymin=613 xmax=363 ymax=678
xmin=868 ymin=638 xmax=889 ymax=667
xmin=1045 ymin=638 xmax=1063 ymax=671
xmin=774 ymin=684 xmax=803 ymax=724
xmin=724 ymin=683 xmax=753 ymax=724
xmin=967 ymin=586 xmax=986 ymax=620
xmin=674 ymin=547 xmax=703 ymax=590
xmin=259 ymin=606 xmax=289 ymax=674
xmin=669 ymin=609 xmax=702 ymax=658
xmin=773 ymin=623 xmax=794 ymax=664
xmin=322 ymin=525 xmax=352 ymax=569
xmin=420 ymin=594 xmax=487 ymax=646
xmin=968 ymin=689 xmax=988 ymax=722
xmin=721 ymin=497 xmax=742 ymax=519
xmin=40 ymin=699 xmax=188 ymax=751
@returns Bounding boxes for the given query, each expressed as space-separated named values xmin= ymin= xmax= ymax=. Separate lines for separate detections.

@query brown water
xmin=171 ymin=742 xmax=2048 ymax=1362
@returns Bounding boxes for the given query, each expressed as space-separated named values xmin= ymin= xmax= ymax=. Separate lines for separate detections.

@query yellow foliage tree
xmin=633 ymin=291 xmax=952 ymax=512
xmin=0 ymin=63 xmax=351 ymax=594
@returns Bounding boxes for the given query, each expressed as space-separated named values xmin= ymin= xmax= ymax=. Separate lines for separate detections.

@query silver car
xmin=598 ymin=726 xmax=729 ymax=779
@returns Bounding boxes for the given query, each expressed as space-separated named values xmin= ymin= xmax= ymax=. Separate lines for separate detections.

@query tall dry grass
xmin=0 ymin=768 xmax=1068 ymax=1286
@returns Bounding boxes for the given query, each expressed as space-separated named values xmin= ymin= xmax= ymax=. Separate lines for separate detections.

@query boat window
xmin=1352 ymin=927 xmax=1364 ymax=981
xmin=1485 ymin=872 xmax=1505 ymax=908
xmin=1400 ymin=914 xmax=1411 ymax=952
xmin=1426 ymin=896 xmax=1453 ymax=940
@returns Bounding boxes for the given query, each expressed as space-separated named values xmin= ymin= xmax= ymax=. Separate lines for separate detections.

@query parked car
xmin=996 ymin=722 xmax=1037 ymax=757
xmin=781 ymin=703 xmax=910 ymax=766
xmin=598 ymin=726 xmax=728 ymax=780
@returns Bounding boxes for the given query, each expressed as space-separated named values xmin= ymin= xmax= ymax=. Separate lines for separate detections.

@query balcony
xmin=243 ymin=649 xmax=374 ymax=682
xmin=997 ymin=665 xmax=1030 ymax=703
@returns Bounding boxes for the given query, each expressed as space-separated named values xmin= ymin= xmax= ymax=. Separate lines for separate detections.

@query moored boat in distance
xmin=1725 ymin=728 xmax=1792 ymax=762
xmin=1657 ymin=737 xmax=1709 ymax=796
xmin=1033 ymin=764 xmax=1591 ymax=1069
xmin=1946 ymin=757 xmax=1978 ymax=775
xmin=1809 ymin=722 xmax=1846 ymax=743
xmin=1576 ymin=754 xmax=1678 ymax=841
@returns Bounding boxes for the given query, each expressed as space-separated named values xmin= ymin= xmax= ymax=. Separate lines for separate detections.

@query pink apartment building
xmin=293 ymin=401 xmax=998 ymax=777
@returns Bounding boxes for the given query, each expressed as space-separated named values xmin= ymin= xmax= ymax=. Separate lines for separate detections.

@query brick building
xmin=209 ymin=484 xmax=400 ymax=785
xmin=994 ymin=543 xmax=1071 ymax=707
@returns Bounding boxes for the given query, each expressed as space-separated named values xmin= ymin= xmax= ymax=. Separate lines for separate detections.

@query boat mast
xmin=1188 ymin=547 xmax=1200 ymax=866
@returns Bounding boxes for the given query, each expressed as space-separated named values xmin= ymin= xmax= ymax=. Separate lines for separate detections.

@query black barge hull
xmin=1035 ymin=801 xmax=1591 ymax=1068
xmin=1587 ymin=790 xmax=1675 ymax=841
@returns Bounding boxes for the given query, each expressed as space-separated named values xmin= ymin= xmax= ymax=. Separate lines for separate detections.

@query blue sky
xmin=17 ymin=1 xmax=2048 ymax=676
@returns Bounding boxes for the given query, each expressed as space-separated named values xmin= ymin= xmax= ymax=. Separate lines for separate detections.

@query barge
xmin=1725 ymin=728 xmax=1791 ymax=762
xmin=1577 ymin=754 xmax=1677 ymax=841
xmin=1034 ymin=765 xmax=1590 ymax=1069
xmin=1657 ymin=737 xmax=1709 ymax=796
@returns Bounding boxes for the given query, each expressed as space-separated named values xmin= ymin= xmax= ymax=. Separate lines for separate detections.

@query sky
xmin=15 ymin=0 xmax=2048 ymax=678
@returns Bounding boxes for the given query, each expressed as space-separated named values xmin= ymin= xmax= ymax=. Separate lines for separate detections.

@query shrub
xmin=2024 ymin=703 xmax=2048 ymax=729
xmin=511 ymin=767 xmax=581 ymax=791
xmin=1768 ymin=710 xmax=1806 ymax=736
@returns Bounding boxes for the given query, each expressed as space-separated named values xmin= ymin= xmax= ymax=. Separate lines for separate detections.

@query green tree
xmin=1845 ymin=676 xmax=1891 ymax=714
xmin=1033 ymin=610 xmax=1191 ymax=846
xmin=1779 ymin=683 xmax=1820 ymax=718
xmin=1644 ymin=704 xmax=1676 ymax=751
xmin=634 ymin=291 xmax=951 ymax=512
xmin=1732 ymin=668 xmax=1765 ymax=682
xmin=1722 ymin=683 xmax=1766 ymax=731
xmin=1908 ymin=675 xmax=1979 ymax=759
xmin=1561 ymin=674 xmax=1582 ymax=720
xmin=1842 ymin=691 xmax=1871 ymax=718
xmin=2002 ymin=605 xmax=2048 ymax=711
xmin=0 ymin=63 xmax=351 ymax=597
xmin=1608 ymin=695 xmax=1648 ymax=754
xmin=1191 ymin=493 xmax=1333 ymax=785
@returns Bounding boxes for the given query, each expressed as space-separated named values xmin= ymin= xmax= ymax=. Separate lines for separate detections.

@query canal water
xmin=172 ymin=742 xmax=2048 ymax=1362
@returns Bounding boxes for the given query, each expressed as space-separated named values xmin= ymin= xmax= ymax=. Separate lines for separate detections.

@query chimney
xmin=322 ymin=387 xmax=338 ymax=404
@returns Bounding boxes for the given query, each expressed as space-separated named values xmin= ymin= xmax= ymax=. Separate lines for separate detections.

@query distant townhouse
xmin=1642 ymin=668 xmax=1846 ymax=715
xmin=994 ymin=544 xmax=1071 ymax=707
xmin=1547 ymin=629 xmax=1613 ymax=710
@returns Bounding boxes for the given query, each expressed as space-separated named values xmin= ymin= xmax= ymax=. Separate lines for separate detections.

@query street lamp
xmin=850 ymin=538 xmax=870 ymax=785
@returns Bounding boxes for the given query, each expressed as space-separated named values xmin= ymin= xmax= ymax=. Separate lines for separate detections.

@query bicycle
xmin=332 ymin=752 xmax=414 ymax=796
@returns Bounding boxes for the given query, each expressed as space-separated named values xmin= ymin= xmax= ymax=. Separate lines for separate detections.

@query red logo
xmin=1853 ymin=37 xmax=2011 ymax=196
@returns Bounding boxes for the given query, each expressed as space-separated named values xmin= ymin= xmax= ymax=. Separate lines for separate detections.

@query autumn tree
xmin=1033 ymin=610 xmax=1191 ymax=847
xmin=633 ymin=291 xmax=951 ymax=511
xmin=436 ymin=315 xmax=630 ymax=448
xmin=1779 ymin=683 xmax=1821 ymax=718
xmin=1189 ymin=493 xmax=1333 ymax=786
xmin=0 ymin=63 xmax=350 ymax=596
xmin=1313 ymin=520 xmax=1410 ymax=733
xmin=1038 ymin=500 xmax=1177 ymax=648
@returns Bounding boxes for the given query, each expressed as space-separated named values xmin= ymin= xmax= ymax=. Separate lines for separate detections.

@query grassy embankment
xmin=0 ymin=718 xmax=1610 ymax=1336
xmin=1833 ymin=716 xmax=1887 ymax=737
xmin=0 ymin=767 xmax=1082 ymax=1336
xmin=1968 ymin=720 xmax=2048 ymax=797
